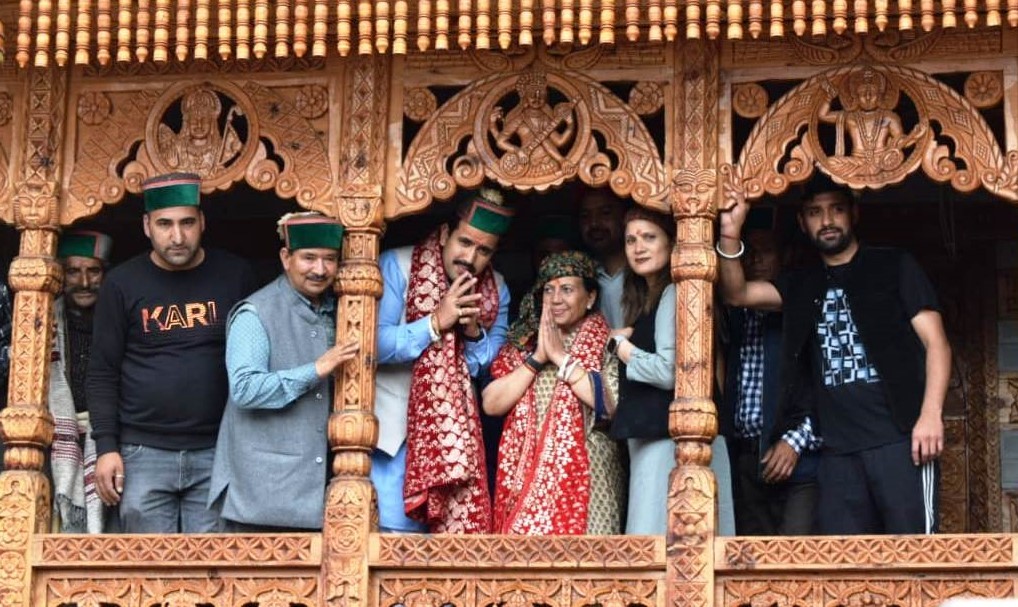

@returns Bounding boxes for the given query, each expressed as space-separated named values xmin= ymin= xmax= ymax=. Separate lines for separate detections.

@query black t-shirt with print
xmin=778 ymin=250 xmax=939 ymax=454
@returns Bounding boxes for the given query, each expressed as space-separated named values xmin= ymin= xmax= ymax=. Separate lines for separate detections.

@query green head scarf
xmin=507 ymin=250 xmax=598 ymax=350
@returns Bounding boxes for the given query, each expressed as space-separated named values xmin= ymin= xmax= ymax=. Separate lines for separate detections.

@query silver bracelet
xmin=556 ymin=355 xmax=572 ymax=380
xmin=715 ymin=239 xmax=745 ymax=259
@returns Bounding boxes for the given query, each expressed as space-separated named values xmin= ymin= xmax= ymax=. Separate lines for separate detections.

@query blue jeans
xmin=119 ymin=444 xmax=219 ymax=533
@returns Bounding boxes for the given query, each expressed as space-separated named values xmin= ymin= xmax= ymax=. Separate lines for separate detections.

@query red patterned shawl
xmin=491 ymin=313 xmax=609 ymax=535
xmin=402 ymin=230 xmax=496 ymax=533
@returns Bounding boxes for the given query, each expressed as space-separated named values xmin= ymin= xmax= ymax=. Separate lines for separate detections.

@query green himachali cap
xmin=141 ymin=173 xmax=202 ymax=212
xmin=57 ymin=230 xmax=113 ymax=262
xmin=461 ymin=188 xmax=514 ymax=236
xmin=277 ymin=212 xmax=345 ymax=250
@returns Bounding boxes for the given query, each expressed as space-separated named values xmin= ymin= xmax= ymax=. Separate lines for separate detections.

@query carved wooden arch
xmin=61 ymin=79 xmax=334 ymax=225
xmin=393 ymin=67 xmax=670 ymax=219
xmin=721 ymin=63 xmax=1018 ymax=205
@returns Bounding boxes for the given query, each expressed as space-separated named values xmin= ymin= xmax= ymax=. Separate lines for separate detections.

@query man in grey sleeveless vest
xmin=209 ymin=212 xmax=359 ymax=531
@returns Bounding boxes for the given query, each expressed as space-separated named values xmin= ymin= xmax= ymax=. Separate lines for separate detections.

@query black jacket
xmin=770 ymin=246 xmax=928 ymax=444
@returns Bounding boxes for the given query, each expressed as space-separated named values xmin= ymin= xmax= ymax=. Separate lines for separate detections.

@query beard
xmin=811 ymin=227 xmax=854 ymax=256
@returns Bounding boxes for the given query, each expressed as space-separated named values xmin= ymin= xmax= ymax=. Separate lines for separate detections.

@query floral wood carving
xmin=629 ymin=82 xmax=665 ymax=116
xmin=964 ymin=71 xmax=1004 ymax=109
xmin=322 ymin=480 xmax=373 ymax=607
xmin=43 ymin=576 xmax=319 ymax=606
xmin=296 ymin=84 xmax=330 ymax=119
xmin=38 ymin=534 xmax=318 ymax=565
xmin=721 ymin=578 xmax=1013 ymax=607
xmin=410 ymin=42 xmax=667 ymax=75
xmin=0 ymin=473 xmax=49 ymax=607
xmin=0 ymin=92 xmax=12 ymax=125
xmin=76 ymin=91 xmax=112 ymax=126
xmin=732 ymin=84 xmax=768 ymax=119
xmin=940 ymin=417 xmax=967 ymax=532
xmin=376 ymin=577 xmax=659 ymax=607
xmin=63 ymin=80 xmax=333 ymax=224
xmin=721 ymin=64 xmax=1018 ymax=207
xmin=731 ymin=28 xmax=999 ymax=68
xmin=719 ymin=535 xmax=1014 ymax=569
xmin=373 ymin=535 xmax=664 ymax=568
xmin=667 ymin=466 xmax=715 ymax=607
xmin=81 ymin=54 xmax=327 ymax=78
xmin=393 ymin=67 xmax=669 ymax=219
xmin=785 ymin=29 xmax=948 ymax=65
xmin=404 ymin=88 xmax=438 ymax=123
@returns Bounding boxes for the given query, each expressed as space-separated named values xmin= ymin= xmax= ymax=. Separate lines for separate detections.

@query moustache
xmin=454 ymin=261 xmax=477 ymax=274
xmin=67 ymin=286 xmax=99 ymax=295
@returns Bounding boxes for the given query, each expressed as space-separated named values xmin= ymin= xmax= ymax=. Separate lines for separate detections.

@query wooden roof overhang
xmin=3 ymin=0 xmax=1018 ymax=69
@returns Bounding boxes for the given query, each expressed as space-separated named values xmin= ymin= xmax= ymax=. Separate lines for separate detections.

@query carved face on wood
xmin=13 ymin=190 xmax=57 ymax=228
xmin=515 ymin=72 xmax=548 ymax=110
xmin=181 ymin=89 xmax=222 ymax=147
xmin=672 ymin=169 xmax=716 ymax=216
xmin=850 ymin=68 xmax=888 ymax=111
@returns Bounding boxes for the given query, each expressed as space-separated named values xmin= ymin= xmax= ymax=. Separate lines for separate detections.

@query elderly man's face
xmin=63 ymin=256 xmax=104 ymax=310
xmin=280 ymin=247 xmax=340 ymax=304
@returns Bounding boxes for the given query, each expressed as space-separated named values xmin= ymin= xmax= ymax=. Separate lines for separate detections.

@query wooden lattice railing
xmin=21 ymin=532 xmax=1018 ymax=606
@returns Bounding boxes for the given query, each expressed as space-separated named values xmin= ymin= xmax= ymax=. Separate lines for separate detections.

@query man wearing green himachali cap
xmin=374 ymin=188 xmax=514 ymax=534
xmin=87 ymin=172 xmax=259 ymax=533
xmin=48 ymin=230 xmax=112 ymax=534
xmin=209 ymin=212 xmax=360 ymax=531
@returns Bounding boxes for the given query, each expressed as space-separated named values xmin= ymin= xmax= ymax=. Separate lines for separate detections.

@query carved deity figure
xmin=488 ymin=71 xmax=576 ymax=178
xmin=673 ymin=169 xmax=717 ymax=216
xmin=13 ymin=184 xmax=58 ymax=228
xmin=818 ymin=67 xmax=925 ymax=177
xmin=157 ymin=89 xmax=242 ymax=176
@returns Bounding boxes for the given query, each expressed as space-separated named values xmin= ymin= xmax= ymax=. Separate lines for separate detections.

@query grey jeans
xmin=118 ymin=443 xmax=219 ymax=533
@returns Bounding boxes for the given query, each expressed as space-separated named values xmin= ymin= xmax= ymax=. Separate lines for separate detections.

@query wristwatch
xmin=605 ymin=334 xmax=627 ymax=356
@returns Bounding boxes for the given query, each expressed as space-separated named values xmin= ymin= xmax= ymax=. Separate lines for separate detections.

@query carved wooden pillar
xmin=322 ymin=53 xmax=391 ymax=607
xmin=666 ymin=39 xmax=720 ymax=607
xmin=0 ymin=65 xmax=68 ymax=607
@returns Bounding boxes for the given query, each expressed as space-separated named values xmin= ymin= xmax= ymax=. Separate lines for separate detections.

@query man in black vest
xmin=717 ymin=175 xmax=950 ymax=535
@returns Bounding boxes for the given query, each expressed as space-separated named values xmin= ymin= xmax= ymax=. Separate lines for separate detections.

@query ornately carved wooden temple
xmin=2 ymin=0 xmax=1018 ymax=605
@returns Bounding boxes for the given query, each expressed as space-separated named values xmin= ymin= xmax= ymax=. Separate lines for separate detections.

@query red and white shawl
xmin=490 ymin=313 xmax=609 ymax=535
xmin=402 ymin=230 xmax=496 ymax=533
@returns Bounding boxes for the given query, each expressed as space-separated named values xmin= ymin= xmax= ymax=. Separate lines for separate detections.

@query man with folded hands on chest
xmin=374 ymin=188 xmax=513 ymax=533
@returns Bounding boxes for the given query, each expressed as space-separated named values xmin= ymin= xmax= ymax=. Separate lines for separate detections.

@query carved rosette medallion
xmin=732 ymin=83 xmax=768 ymax=119
xmin=404 ymin=88 xmax=438 ymax=123
xmin=139 ymin=82 xmax=259 ymax=191
xmin=964 ymin=71 xmax=1003 ymax=109
xmin=395 ymin=67 xmax=669 ymax=217
xmin=77 ymin=92 xmax=112 ymax=126
xmin=295 ymin=84 xmax=329 ymax=119
xmin=723 ymin=64 xmax=1018 ymax=208
xmin=629 ymin=82 xmax=665 ymax=116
